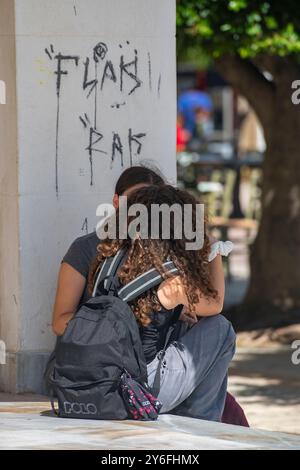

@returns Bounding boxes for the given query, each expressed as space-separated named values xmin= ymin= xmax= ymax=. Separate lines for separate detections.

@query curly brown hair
xmin=88 ymin=185 xmax=217 ymax=326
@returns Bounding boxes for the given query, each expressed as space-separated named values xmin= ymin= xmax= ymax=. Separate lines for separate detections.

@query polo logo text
xmin=63 ymin=402 xmax=98 ymax=415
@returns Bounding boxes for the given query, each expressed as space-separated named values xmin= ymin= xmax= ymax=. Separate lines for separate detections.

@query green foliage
xmin=177 ymin=0 xmax=300 ymax=59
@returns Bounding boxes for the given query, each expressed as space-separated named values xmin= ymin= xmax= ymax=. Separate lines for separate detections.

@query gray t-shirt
xmin=62 ymin=231 xmax=100 ymax=305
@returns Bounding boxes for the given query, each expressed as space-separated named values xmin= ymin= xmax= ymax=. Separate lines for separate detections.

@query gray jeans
xmin=147 ymin=314 xmax=236 ymax=422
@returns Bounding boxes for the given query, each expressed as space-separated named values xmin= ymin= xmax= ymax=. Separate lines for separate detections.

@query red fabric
xmin=221 ymin=392 xmax=250 ymax=427
xmin=176 ymin=123 xmax=189 ymax=152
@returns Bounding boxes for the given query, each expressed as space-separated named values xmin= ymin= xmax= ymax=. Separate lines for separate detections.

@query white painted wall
xmin=0 ymin=0 xmax=20 ymax=356
xmin=0 ymin=80 xmax=6 ymax=104
xmin=1 ymin=0 xmax=176 ymax=365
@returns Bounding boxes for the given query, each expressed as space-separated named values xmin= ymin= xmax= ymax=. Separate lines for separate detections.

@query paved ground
xmin=229 ymin=347 xmax=300 ymax=435
xmin=0 ymin=397 xmax=299 ymax=450
xmin=0 ymin=343 xmax=299 ymax=449
xmin=223 ymin=230 xmax=300 ymax=436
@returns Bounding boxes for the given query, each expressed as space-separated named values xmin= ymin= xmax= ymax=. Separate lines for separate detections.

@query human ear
xmin=112 ymin=194 xmax=119 ymax=209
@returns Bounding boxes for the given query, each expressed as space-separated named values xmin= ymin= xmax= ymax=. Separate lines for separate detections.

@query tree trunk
xmin=215 ymin=57 xmax=300 ymax=330
xmin=242 ymin=77 xmax=300 ymax=329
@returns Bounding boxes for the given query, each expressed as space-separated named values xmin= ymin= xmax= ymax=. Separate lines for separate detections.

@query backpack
xmin=44 ymin=248 xmax=181 ymax=420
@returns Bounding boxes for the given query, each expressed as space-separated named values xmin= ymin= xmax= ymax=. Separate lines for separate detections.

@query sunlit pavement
xmin=0 ymin=395 xmax=299 ymax=449
xmin=229 ymin=346 xmax=300 ymax=435
xmin=224 ymin=228 xmax=300 ymax=435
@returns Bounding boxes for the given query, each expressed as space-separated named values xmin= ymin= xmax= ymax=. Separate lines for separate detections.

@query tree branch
xmin=252 ymin=54 xmax=300 ymax=83
xmin=214 ymin=55 xmax=275 ymax=137
xmin=251 ymin=54 xmax=283 ymax=77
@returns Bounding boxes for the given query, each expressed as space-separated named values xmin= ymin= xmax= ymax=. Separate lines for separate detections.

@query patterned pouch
xmin=119 ymin=371 xmax=162 ymax=421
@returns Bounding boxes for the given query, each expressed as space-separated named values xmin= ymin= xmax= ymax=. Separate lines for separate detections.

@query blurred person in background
xmin=177 ymin=112 xmax=191 ymax=152
xmin=178 ymin=89 xmax=213 ymax=151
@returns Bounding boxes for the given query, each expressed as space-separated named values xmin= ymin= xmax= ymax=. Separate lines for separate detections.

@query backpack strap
xmin=117 ymin=261 xmax=179 ymax=303
xmin=151 ymin=304 xmax=184 ymax=397
xmin=92 ymin=247 xmax=127 ymax=297
xmin=93 ymin=249 xmax=180 ymax=303
xmin=50 ymin=392 xmax=59 ymax=416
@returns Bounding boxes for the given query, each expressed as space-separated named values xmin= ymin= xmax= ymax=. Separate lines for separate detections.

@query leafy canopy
xmin=177 ymin=0 xmax=300 ymax=58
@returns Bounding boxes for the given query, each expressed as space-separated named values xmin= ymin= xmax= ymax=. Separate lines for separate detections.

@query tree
xmin=177 ymin=0 xmax=300 ymax=329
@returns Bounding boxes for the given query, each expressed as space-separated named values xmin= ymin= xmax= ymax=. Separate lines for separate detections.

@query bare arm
xmin=52 ymin=263 xmax=86 ymax=336
xmin=157 ymin=254 xmax=225 ymax=317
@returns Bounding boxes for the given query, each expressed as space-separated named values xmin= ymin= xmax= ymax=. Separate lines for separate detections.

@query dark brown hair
xmin=114 ymin=165 xmax=165 ymax=196
xmin=89 ymin=185 xmax=217 ymax=326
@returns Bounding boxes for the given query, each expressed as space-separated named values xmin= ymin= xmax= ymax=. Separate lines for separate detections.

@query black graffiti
xmin=83 ymin=57 xmax=97 ymax=98
xmin=54 ymin=53 xmax=79 ymax=96
xmin=112 ymin=133 xmax=124 ymax=167
xmin=157 ymin=73 xmax=161 ymax=98
xmin=94 ymin=42 xmax=108 ymax=62
xmin=80 ymin=120 xmax=147 ymax=170
xmin=45 ymin=44 xmax=54 ymax=60
xmin=120 ymin=49 xmax=142 ymax=95
xmin=82 ymin=44 xmax=142 ymax=97
xmin=46 ymin=41 xmax=156 ymax=192
xmin=79 ymin=113 xmax=90 ymax=128
xmin=110 ymin=101 xmax=126 ymax=109
xmin=100 ymin=60 xmax=117 ymax=90
xmin=86 ymin=127 xmax=107 ymax=186
xmin=49 ymin=48 xmax=79 ymax=196
xmin=128 ymin=128 xmax=146 ymax=166
xmin=81 ymin=217 xmax=88 ymax=234
xmin=148 ymin=52 xmax=152 ymax=91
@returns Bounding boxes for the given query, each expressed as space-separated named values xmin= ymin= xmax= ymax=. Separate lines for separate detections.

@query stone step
xmin=0 ymin=401 xmax=299 ymax=450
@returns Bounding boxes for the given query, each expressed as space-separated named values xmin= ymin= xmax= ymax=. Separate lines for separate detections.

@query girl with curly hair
xmin=52 ymin=165 xmax=165 ymax=336
xmin=88 ymin=184 xmax=236 ymax=422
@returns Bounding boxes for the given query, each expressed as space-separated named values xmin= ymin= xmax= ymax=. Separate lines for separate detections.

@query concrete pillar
xmin=0 ymin=0 xmax=176 ymax=392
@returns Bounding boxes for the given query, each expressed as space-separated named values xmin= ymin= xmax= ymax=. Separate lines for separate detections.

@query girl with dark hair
xmin=52 ymin=165 xmax=165 ymax=336
xmin=88 ymin=184 xmax=236 ymax=422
